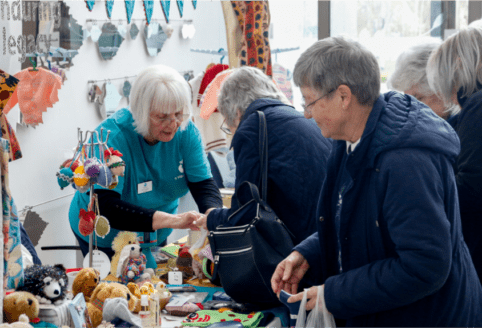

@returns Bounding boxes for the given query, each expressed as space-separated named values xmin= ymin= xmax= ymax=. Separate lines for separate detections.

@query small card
xmin=168 ymin=271 xmax=183 ymax=285
xmin=138 ymin=181 xmax=153 ymax=194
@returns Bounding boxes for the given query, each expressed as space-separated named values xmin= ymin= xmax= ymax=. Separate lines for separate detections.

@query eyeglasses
xmin=220 ymin=118 xmax=232 ymax=135
xmin=302 ymin=88 xmax=336 ymax=115
xmin=150 ymin=112 xmax=186 ymax=126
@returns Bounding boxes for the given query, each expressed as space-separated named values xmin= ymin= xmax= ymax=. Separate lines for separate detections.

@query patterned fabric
xmin=120 ymin=254 xmax=147 ymax=284
xmin=160 ymin=0 xmax=170 ymax=23
xmin=231 ymin=1 xmax=272 ymax=76
xmin=106 ymin=0 xmax=114 ymax=18
xmin=1 ymin=115 xmax=22 ymax=162
xmin=1 ymin=138 xmax=24 ymax=289
xmin=85 ymin=0 xmax=95 ymax=11
xmin=182 ymin=310 xmax=264 ymax=328
xmin=177 ymin=0 xmax=184 ymax=17
xmin=273 ymin=63 xmax=293 ymax=104
xmin=0 ymin=69 xmax=19 ymax=115
xmin=143 ymin=0 xmax=154 ymax=25
xmin=3 ymin=68 xmax=62 ymax=126
xmin=124 ymin=0 xmax=135 ymax=23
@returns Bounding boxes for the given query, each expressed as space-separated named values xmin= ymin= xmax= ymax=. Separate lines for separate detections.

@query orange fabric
xmin=199 ymin=70 xmax=233 ymax=120
xmin=3 ymin=68 xmax=62 ymax=126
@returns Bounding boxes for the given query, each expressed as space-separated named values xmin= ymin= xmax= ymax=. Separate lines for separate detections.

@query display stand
xmin=77 ymin=127 xmax=110 ymax=267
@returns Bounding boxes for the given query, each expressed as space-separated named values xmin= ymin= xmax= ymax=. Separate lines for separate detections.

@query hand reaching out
xmin=271 ymin=251 xmax=310 ymax=296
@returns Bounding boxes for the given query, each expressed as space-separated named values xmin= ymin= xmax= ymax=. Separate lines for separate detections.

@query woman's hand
xmin=192 ymin=207 xmax=216 ymax=230
xmin=288 ymin=285 xmax=326 ymax=311
xmin=152 ymin=211 xmax=201 ymax=230
xmin=271 ymin=251 xmax=310 ymax=296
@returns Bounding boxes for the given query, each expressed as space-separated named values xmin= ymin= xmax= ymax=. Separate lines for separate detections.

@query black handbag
xmin=208 ymin=110 xmax=295 ymax=308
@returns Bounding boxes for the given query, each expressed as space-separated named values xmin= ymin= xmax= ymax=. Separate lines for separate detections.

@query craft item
xmin=168 ymin=269 xmax=183 ymax=285
xmin=117 ymin=23 xmax=127 ymax=39
xmin=176 ymin=246 xmax=193 ymax=277
xmin=72 ymin=268 xmax=100 ymax=302
xmin=73 ymin=183 xmax=90 ymax=193
xmin=3 ymin=291 xmax=39 ymax=323
xmin=84 ymin=158 xmax=102 ymax=179
xmin=93 ymin=195 xmax=111 ymax=238
xmin=117 ymin=243 xmax=154 ymax=284
xmin=102 ymin=82 xmax=122 ymax=117
xmin=73 ymin=166 xmax=90 ymax=187
xmin=105 ymin=0 xmax=114 ymax=19
xmin=111 ymin=231 xmax=139 ymax=278
xmin=165 ymin=295 xmax=200 ymax=316
xmin=182 ymin=310 xmax=264 ymax=328
xmin=79 ymin=208 xmax=96 ymax=237
xmin=102 ymin=297 xmax=142 ymax=328
xmin=56 ymin=167 xmax=74 ymax=190
xmin=124 ymin=0 xmax=135 ymax=23
xmin=105 ymin=148 xmax=125 ymax=176
xmin=107 ymin=175 xmax=118 ymax=190
xmin=68 ymin=293 xmax=93 ymax=328
xmin=85 ymin=0 xmax=95 ymax=11
xmin=177 ymin=0 xmax=184 ymax=17
xmin=130 ymin=23 xmax=139 ymax=40
xmin=161 ymin=244 xmax=180 ymax=258
xmin=122 ymin=81 xmax=131 ymax=104
xmin=90 ymin=23 xmax=102 ymax=42
xmin=192 ymin=0 xmax=196 ymax=9
xmin=96 ymin=164 xmax=112 ymax=188
xmin=16 ymin=264 xmax=68 ymax=305
xmin=160 ymin=0 xmax=170 ymax=23
xmin=83 ymin=28 xmax=91 ymax=42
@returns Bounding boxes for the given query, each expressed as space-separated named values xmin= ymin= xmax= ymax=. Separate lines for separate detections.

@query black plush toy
xmin=16 ymin=264 xmax=68 ymax=305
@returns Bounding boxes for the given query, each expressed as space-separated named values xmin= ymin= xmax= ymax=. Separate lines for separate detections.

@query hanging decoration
xmin=117 ymin=23 xmax=127 ymax=39
xmin=192 ymin=0 xmax=197 ymax=9
xmin=123 ymin=80 xmax=132 ymax=104
xmin=143 ymin=0 xmax=154 ymax=25
xmin=125 ymin=0 xmax=135 ymax=23
xmin=160 ymin=0 xmax=170 ymax=23
xmin=106 ymin=0 xmax=114 ymax=19
xmin=85 ymin=0 xmax=95 ymax=11
xmin=90 ymin=23 xmax=102 ymax=42
xmin=130 ymin=23 xmax=140 ymax=40
xmin=177 ymin=0 xmax=184 ymax=18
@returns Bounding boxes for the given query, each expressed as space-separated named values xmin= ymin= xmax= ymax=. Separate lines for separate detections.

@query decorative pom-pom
xmin=97 ymin=164 xmax=113 ymax=187
xmin=79 ymin=208 xmax=96 ymax=236
xmin=56 ymin=167 xmax=74 ymax=189
xmin=74 ymin=166 xmax=90 ymax=187
xmin=107 ymin=156 xmax=126 ymax=177
xmin=84 ymin=158 xmax=102 ymax=178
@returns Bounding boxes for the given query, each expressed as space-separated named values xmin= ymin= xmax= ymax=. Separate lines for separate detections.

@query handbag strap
xmin=257 ymin=110 xmax=268 ymax=201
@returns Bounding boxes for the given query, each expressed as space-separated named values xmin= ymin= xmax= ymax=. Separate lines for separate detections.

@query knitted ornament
xmin=95 ymin=215 xmax=110 ymax=238
xmin=73 ymin=183 xmax=90 ymax=193
xmin=176 ymin=246 xmax=193 ymax=277
xmin=79 ymin=209 xmax=96 ymax=236
xmin=108 ymin=175 xmax=118 ymax=190
xmin=96 ymin=164 xmax=113 ymax=188
xmin=56 ymin=167 xmax=74 ymax=189
xmin=60 ymin=158 xmax=80 ymax=171
xmin=74 ymin=166 xmax=90 ymax=187
xmin=84 ymin=158 xmax=102 ymax=179
xmin=105 ymin=148 xmax=125 ymax=177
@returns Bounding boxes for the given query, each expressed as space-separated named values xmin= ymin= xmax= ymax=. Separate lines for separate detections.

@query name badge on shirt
xmin=138 ymin=181 xmax=153 ymax=194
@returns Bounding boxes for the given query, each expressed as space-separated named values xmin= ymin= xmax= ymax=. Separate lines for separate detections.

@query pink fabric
xmin=199 ymin=70 xmax=233 ymax=120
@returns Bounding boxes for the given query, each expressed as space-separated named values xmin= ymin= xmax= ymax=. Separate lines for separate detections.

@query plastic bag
xmin=295 ymin=285 xmax=336 ymax=328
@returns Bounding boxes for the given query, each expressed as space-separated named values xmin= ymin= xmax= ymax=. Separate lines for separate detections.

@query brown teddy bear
xmin=110 ymin=231 xmax=139 ymax=276
xmin=72 ymin=268 xmax=100 ymax=302
xmin=3 ymin=291 xmax=39 ymax=324
xmin=86 ymin=282 xmax=140 ymax=328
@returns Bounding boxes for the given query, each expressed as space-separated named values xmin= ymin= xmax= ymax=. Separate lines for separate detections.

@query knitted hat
xmin=198 ymin=64 xmax=229 ymax=107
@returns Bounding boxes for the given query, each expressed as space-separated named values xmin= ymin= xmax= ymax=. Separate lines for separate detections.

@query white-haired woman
xmin=427 ymin=27 xmax=482 ymax=282
xmin=195 ymin=66 xmax=332 ymax=253
xmin=69 ymin=65 xmax=222 ymax=268
xmin=271 ymin=37 xmax=482 ymax=326
xmin=388 ymin=38 xmax=459 ymax=120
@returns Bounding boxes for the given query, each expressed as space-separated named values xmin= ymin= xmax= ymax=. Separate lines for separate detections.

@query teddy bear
xmin=72 ymin=268 xmax=100 ymax=302
xmin=86 ymin=282 xmax=140 ymax=328
xmin=3 ymin=291 xmax=39 ymax=324
xmin=110 ymin=231 xmax=139 ymax=276
xmin=116 ymin=243 xmax=154 ymax=284
xmin=16 ymin=264 xmax=68 ymax=305
xmin=0 ymin=314 xmax=34 ymax=328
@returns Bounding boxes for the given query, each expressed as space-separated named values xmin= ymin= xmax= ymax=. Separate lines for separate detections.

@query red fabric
xmin=198 ymin=64 xmax=229 ymax=107
xmin=79 ymin=209 xmax=95 ymax=236
xmin=66 ymin=268 xmax=82 ymax=273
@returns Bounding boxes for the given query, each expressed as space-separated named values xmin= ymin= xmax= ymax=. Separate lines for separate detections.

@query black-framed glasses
xmin=302 ymin=88 xmax=336 ymax=115
xmin=220 ymin=118 xmax=232 ymax=135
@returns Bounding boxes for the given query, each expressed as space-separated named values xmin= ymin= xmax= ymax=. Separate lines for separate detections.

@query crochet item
xmin=73 ymin=166 xmax=89 ymax=187
xmin=96 ymin=164 xmax=113 ymax=188
xmin=143 ymin=0 xmax=154 ymax=25
xmin=160 ymin=245 xmax=180 ymax=258
xmin=3 ymin=68 xmax=62 ymax=126
xmin=182 ymin=310 xmax=263 ymax=328
xmin=78 ymin=209 xmax=95 ymax=237
xmin=56 ymin=167 xmax=74 ymax=189
xmin=120 ymin=254 xmax=146 ymax=284
xmin=102 ymin=297 xmax=142 ymax=328
xmin=84 ymin=158 xmax=102 ymax=179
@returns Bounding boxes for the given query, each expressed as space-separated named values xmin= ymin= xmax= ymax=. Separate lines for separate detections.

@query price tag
xmin=83 ymin=250 xmax=111 ymax=279
xmin=168 ymin=271 xmax=183 ymax=285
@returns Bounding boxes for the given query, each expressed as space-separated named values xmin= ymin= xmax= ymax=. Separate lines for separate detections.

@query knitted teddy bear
xmin=86 ymin=282 xmax=140 ymax=328
xmin=110 ymin=231 xmax=139 ymax=276
xmin=116 ymin=244 xmax=154 ymax=284
xmin=72 ymin=268 xmax=100 ymax=302
xmin=3 ymin=291 xmax=39 ymax=324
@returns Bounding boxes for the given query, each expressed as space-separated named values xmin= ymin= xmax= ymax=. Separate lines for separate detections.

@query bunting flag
xmin=106 ymin=0 xmax=114 ymax=18
xmin=177 ymin=0 xmax=184 ymax=17
xmin=160 ymin=1 xmax=170 ymax=23
xmin=85 ymin=0 xmax=95 ymax=11
xmin=125 ymin=0 xmax=135 ymax=23
xmin=192 ymin=0 xmax=197 ymax=9
xmin=143 ymin=0 xmax=154 ymax=25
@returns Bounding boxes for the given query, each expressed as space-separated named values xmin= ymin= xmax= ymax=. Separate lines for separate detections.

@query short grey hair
xmin=218 ymin=66 xmax=290 ymax=126
xmin=388 ymin=38 xmax=442 ymax=95
xmin=293 ymin=36 xmax=380 ymax=106
xmin=130 ymin=64 xmax=192 ymax=137
xmin=427 ymin=27 xmax=482 ymax=106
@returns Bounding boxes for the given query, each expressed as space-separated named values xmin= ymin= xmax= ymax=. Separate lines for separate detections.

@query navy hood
xmin=358 ymin=91 xmax=460 ymax=167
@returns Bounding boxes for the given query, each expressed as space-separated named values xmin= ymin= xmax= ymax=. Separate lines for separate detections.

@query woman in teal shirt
xmin=69 ymin=65 xmax=222 ymax=269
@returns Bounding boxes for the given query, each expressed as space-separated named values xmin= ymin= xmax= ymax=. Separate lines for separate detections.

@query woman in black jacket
xmin=427 ymin=26 xmax=482 ymax=281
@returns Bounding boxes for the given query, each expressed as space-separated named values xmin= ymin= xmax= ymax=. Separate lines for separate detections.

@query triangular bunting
xmin=177 ymin=0 xmax=184 ymax=18
xmin=160 ymin=1 xmax=170 ymax=23
xmin=143 ymin=0 xmax=154 ymax=25
xmin=192 ymin=0 xmax=197 ymax=9
xmin=85 ymin=0 xmax=95 ymax=11
xmin=125 ymin=0 xmax=135 ymax=23
xmin=106 ymin=0 xmax=114 ymax=18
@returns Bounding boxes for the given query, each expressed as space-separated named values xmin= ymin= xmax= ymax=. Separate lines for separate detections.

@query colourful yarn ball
xmin=84 ymin=158 xmax=102 ymax=178
xmin=73 ymin=166 xmax=90 ymax=187
xmin=108 ymin=175 xmax=119 ymax=190
xmin=56 ymin=167 xmax=74 ymax=189
xmin=96 ymin=164 xmax=113 ymax=187
xmin=107 ymin=155 xmax=126 ymax=177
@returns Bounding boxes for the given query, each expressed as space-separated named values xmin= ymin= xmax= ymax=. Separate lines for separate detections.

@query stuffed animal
xmin=0 ymin=314 xmax=34 ymax=328
xmin=110 ymin=231 xmax=139 ymax=276
xmin=16 ymin=264 xmax=68 ymax=305
xmin=3 ymin=291 xmax=39 ymax=324
xmin=72 ymin=268 xmax=100 ymax=302
xmin=116 ymin=244 xmax=154 ymax=284
xmin=86 ymin=282 xmax=140 ymax=328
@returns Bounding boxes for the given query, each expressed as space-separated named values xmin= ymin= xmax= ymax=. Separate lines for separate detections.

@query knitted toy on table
xmin=116 ymin=244 xmax=154 ymax=284
xmin=16 ymin=264 xmax=68 ymax=305
xmin=110 ymin=231 xmax=139 ymax=277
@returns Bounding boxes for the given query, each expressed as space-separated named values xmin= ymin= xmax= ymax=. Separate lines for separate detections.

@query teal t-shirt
xmin=69 ymin=108 xmax=212 ymax=248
